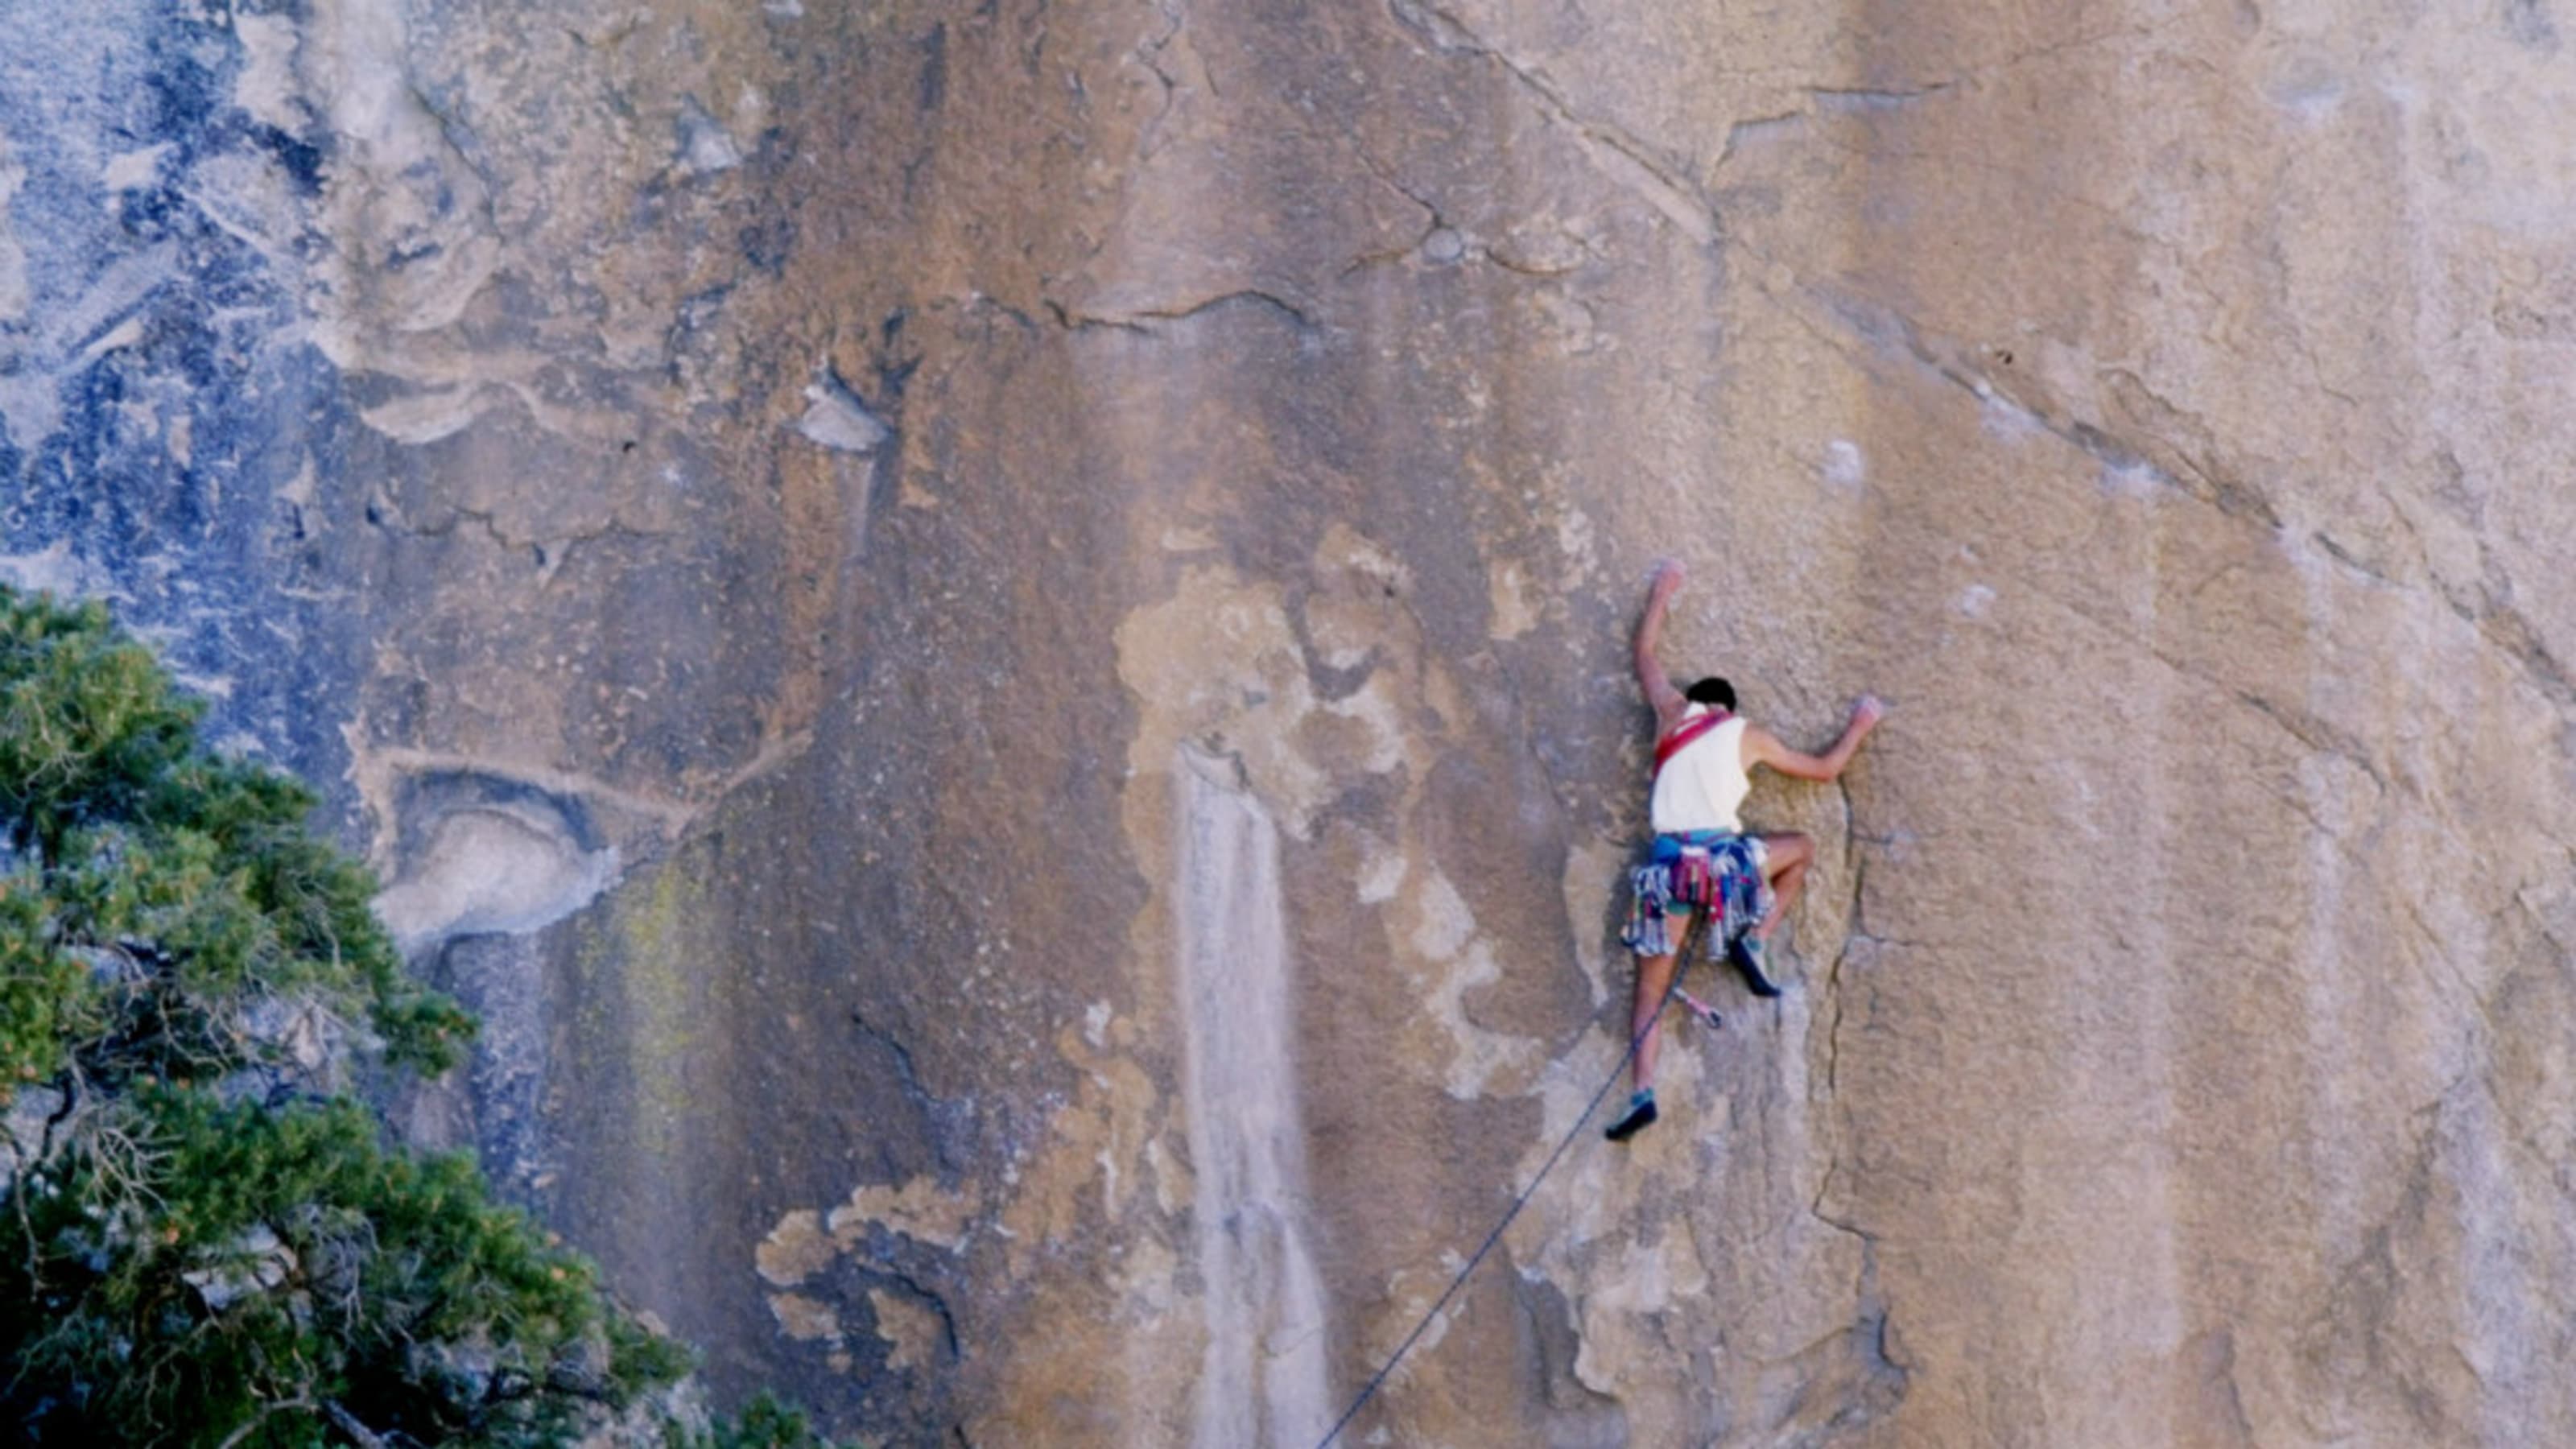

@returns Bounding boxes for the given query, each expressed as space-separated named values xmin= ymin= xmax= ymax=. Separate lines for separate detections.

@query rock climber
xmin=1604 ymin=559 xmax=1885 ymax=1142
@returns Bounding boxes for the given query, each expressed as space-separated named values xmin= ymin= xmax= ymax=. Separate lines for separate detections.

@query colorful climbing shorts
xmin=1620 ymin=830 xmax=1771 ymax=960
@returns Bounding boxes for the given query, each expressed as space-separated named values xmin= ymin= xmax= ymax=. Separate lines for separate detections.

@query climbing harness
xmin=1620 ymin=830 xmax=1771 ymax=962
xmin=1313 ymin=914 xmax=1718 ymax=1448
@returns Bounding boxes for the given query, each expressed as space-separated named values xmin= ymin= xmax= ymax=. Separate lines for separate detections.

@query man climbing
xmin=1604 ymin=559 xmax=1885 ymax=1142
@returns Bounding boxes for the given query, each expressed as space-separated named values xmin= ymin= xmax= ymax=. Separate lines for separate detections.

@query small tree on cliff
xmin=0 ymin=588 xmax=832 ymax=1448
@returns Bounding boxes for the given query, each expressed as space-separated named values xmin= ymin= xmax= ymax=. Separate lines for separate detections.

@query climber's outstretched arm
xmin=1634 ymin=561 xmax=1686 ymax=730
xmin=1744 ymin=696 xmax=1886 ymax=781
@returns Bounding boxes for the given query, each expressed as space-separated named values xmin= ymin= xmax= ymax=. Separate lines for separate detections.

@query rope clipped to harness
xmin=1312 ymin=915 xmax=1710 ymax=1448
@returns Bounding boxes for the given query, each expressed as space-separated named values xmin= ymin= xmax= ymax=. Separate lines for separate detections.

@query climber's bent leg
xmin=1724 ymin=833 xmax=1810 ymax=997
xmin=1748 ymin=832 xmax=1812 ymax=942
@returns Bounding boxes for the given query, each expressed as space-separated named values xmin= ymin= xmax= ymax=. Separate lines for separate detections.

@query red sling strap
xmin=1651 ymin=709 xmax=1730 ymax=779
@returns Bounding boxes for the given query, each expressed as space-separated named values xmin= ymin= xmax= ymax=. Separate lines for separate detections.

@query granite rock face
xmin=7 ymin=0 xmax=2576 ymax=1443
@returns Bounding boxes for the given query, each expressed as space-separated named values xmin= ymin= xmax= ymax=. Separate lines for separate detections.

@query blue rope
xmin=1313 ymin=918 xmax=1708 ymax=1448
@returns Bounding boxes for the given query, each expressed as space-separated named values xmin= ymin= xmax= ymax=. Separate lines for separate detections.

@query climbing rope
xmin=1313 ymin=917 xmax=1713 ymax=1449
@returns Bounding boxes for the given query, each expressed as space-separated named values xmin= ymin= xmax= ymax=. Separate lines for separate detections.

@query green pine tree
xmin=0 ymin=588 xmax=840 ymax=1448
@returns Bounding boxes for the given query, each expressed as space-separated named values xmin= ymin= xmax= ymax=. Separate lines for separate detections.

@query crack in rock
xmin=2434 ymin=574 xmax=2576 ymax=709
xmin=1798 ymin=273 xmax=2285 ymax=530
xmin=1385 ymin=0 xmax=1716 ymax=245
xmin=1046 ymin=287 xmax=1316 ymax=335
xmin=1810 ymin=82 xmax=1958 ymax=112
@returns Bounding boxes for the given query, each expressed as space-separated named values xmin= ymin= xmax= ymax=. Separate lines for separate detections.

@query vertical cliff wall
xmin=6 ymin=0 xmax=2574 ymax=1443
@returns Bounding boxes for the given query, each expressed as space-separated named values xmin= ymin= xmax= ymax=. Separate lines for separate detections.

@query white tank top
xmin=1649 ymin=708 xmax=1751 ymax=835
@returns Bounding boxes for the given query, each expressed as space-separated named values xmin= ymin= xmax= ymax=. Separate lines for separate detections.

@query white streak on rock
xmin=1174 ymin=745 xmax=1331 ymax=1448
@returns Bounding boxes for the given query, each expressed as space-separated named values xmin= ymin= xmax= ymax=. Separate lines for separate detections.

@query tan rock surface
xmin=6 ymin=0 xmax=2575 ymax=1443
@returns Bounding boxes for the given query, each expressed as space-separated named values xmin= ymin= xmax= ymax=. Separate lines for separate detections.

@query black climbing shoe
xmin=1604 ymin=1092 xmax=1658 ymax=1142
xmin=1732 ymin=932 xmax=1783 ymax=997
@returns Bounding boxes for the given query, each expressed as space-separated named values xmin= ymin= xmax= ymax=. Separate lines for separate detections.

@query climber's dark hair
xmin=1686 ymin=677 xmax=1736 ymax=712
